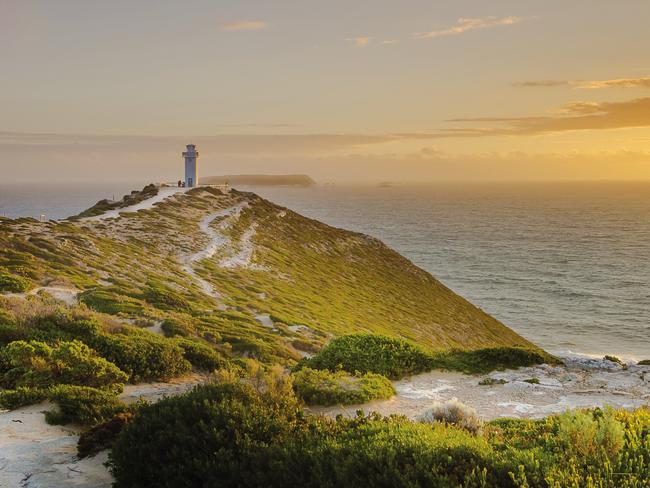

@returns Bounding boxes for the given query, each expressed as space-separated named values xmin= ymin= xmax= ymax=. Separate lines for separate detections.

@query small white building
xmin=182 ymin=144 xmax=199 ymax=187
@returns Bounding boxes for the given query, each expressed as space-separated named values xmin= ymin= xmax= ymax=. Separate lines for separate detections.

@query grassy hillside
xmin=0 ymin=185 xmax=540 ymax=367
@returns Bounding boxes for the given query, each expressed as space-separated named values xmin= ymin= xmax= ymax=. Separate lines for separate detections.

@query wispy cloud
xmin=346 ymin=36 xmax=372 ymax=47
xmin=380 ymin=39 xmax=400 ymax=45
xmin=415 ymin=16 xmax=522 ymax=39
xmin=516 ymin=77 xmax=650 ymax=89
xmin=440 ymin=97 xmax=650 ymax=137
xmin=222 ymin=21 xmax=268 ymax=31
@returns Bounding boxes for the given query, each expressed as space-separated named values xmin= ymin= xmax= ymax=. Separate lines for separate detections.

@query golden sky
xmin=1 ymin=1 xmax=649 ymax=182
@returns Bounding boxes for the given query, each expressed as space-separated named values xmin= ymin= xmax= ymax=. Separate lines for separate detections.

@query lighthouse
xmin=183 ymin=144 xmax=199 ymax=188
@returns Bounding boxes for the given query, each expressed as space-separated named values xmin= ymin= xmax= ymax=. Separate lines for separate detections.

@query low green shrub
xmin=79 ymin=289 xmax=145 ymax=315
xmin=143 ymin=284 xmax=192 ymax=312
xmin=175 ymin=338 xmax=225 ymax=371
xmin=299 ymin=334 xmax=553 ymax=379
xmin=45 ymin=384 xmax=126 ymax=426
xmin=0 ymin=322 xmax=26 ymax=346
xmin=430 ymin=347 xmax=558 ymax=374
xmin=0 ymin=386 xmax=48 ymax=409
xmin=161 ymin=317 xmax=195 ymax=337
xmin=604 ymin=355 xmax=623 ymax=365
xmin=298 ymin=334 xmax=434 ymax=379
xmin=0 ymin=340 xmax=127 ymax=389
xmin=0 ymin=272 xmax=31 ymax=293
xmin=638 ymin=359 xmax=650 ymax=366
xmin=293 ymin=367 xmax=395 ymax=405
xmin=91 ymin=331 xmax=191 ymax=382
xmin=523 ymin=377 xmax=540 ymax=384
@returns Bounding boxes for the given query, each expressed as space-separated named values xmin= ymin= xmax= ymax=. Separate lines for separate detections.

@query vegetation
xmin=45 ymin=384 xmax=126 ymax=426
xmin=638 ymin=359 xmax=650 ymax=366
xmin=299 ymin=334 xmax=555 ymax=379
xmin=0 ymin=339 xmax=127 ymax=389
xmin=604 ymin=355 xmax=623 ymax=365
xmin=0 ymin=272 xmax=31 ymax=293
xmin=478 ymin=377 xmax=508 ymax=386
xmin=523 ymin=377 xmax=540 ymax=384
xmin=109 ymin=371 xmax=650 ymax=488
xmin=419 ymin=398 xmax=483 ymax=434
xmin=293 ymin=367 xmax=395 ymax=405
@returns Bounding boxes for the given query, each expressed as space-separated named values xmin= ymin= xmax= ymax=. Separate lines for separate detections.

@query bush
xmin=174 ymin=338 xmax=225 ymax=371
xmin=0 ymin=386 xmax=47 ymax=409
xmin=143 ymin=285 xmax=192 ymax=312
xmin=293 ymin=367 xmax=394 ymax=405
xmin=604 ymin=355 xmax=623 ymax=365
xmin=638 ymin=359 xmax=650 ymax=366
xmin=78 ymin=411 xmax=134 ymax=458
xmin=91 ymin=331 xmax=191 ymax=382
xmin=0 ymin=340 xmax=127 ymax=389
xmin=478 ymin=378 xmax=507 ymax=386
xmin=299 ymin=334 xmax=435 ymax=379
xmin=523 ymin=377 xmax=540 ymax=384
xmin=419 ymin=398 xmax=483 ymax=434
xmin=45 ymin=384 xmax=126 ymax=426
xmin=110 ymin=377 xmax=302 ymax=488
xmin=299 ymin=335 xmax=553 ymax=379
xmin=0 ymin=272 xmax=31 ymax=293
xmin=431 ymin=347 xmax=558 ymax=374
xmin=161 ymin=317 xmax=195 ymax=337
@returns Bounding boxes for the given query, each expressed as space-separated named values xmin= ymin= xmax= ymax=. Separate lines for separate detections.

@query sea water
xmin=1 ymin=182 xmax=648 ymax=359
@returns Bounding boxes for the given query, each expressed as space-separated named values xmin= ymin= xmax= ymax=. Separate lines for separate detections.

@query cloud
xmin=441 ymin=97 xmax=650 ymax=137
xmin=346 ymin=36 xmax=372 ymax=47
xmin=415 ymin=16 xmax=522 ymax=39
xmin=380 ymin=39 xmax=400 ymax=45
xmin=515 ymin=77 xmax=650 ymax=89
xmin=222 ymin=21 xmax=268 ymax=31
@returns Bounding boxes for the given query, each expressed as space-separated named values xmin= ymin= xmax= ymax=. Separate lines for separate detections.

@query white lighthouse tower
xmin=183 ymin=144 xmax=199 ymax=188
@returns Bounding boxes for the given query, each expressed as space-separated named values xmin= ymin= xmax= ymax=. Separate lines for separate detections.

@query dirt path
xmin=178 ymin=202 xmax=248 ymax=300
xmin=82 ymin=187 xmax=188 ymax=222
xmin=1 ymin=286 xmax=80 ymax=306
xmin=0 ymin=375 xmax=204 ymax=488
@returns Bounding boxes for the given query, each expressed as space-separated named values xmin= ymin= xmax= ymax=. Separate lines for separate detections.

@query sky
xmin=1 ymin=0 xmax=650 ymax=183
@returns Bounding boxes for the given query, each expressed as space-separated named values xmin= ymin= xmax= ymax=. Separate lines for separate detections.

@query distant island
xmin=201 ymin=174 xmax=316 ymax=187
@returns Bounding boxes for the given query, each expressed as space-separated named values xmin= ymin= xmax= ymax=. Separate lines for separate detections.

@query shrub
xmin=0 ymin=339 xmax=127 ymax=390
xmin=604 ymin=355 xmax=623 ymax=365
xmin=175 ymin=337 xmax=225 ymax=371
xmin=143 ymin=284 xmax=192 ymax=312
xmin=0 ymin=272 xmax=31 ymax=293
xmin=523 ymin=377 xmax=540 ymax=384
xmin=419 ymin=398 xmax=483 ymax=434
xmin=478 ymin=377 xmax=507 ymax=386
xmin=160 ymin=317 xmax=195 ymax=337
xmin=0 ymin=322 xmax=26 ymax=346
xmin=91 ymin=331 xmax=191 ymax=382
xmin=638 ymin=359 xmax=650 ymax=366
xmin=110 ymin=377 xmax=301 ymax=488
xmin=0 ymin=386 xmax=47 ymax=409
xmin=300 ymin=335 xmax=553 ymax=379
xmin=293 ymin=367 xmax=395 ymax=405
xmin=431 ymin=347 xmax=558 ymax=374
xmin=78 ymin=411 xmax=134 ymax=458
xmin=299 ymin=334 xmax=435 ymax=379
xmin=45 ymin=384 xmax=126 ymax=426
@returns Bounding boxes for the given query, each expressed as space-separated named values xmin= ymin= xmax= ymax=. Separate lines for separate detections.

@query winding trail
xmin=82 ymin=187 xmax=188 ymax=221
xmin=179 ymin=202 xmax=248 ymax=300
xmin=1 ymin=286 xmax=80 ymax=306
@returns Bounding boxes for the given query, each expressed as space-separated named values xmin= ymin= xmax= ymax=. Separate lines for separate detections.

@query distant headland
xmin=201 ymin=174 xmax=316 ymax=187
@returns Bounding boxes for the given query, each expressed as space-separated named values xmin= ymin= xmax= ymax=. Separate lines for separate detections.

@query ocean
xmin=1 ymin=182 xmax=649 ymax=360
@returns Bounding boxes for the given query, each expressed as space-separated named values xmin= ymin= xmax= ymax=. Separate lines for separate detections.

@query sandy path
xmin=219 ymin=222 xmax=259 ymax=269
xmin=0 ymin=375 xmax=204 ymax=488
xmin=179 ymin=202 xmax=247 ymax=300
xmin=310 ymin=356 xmax=650 ymax=421
xmin=2 ymin=286 xmax=80 ymax=306
xmin=82 ymin=187 xmax=187 ymax=221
